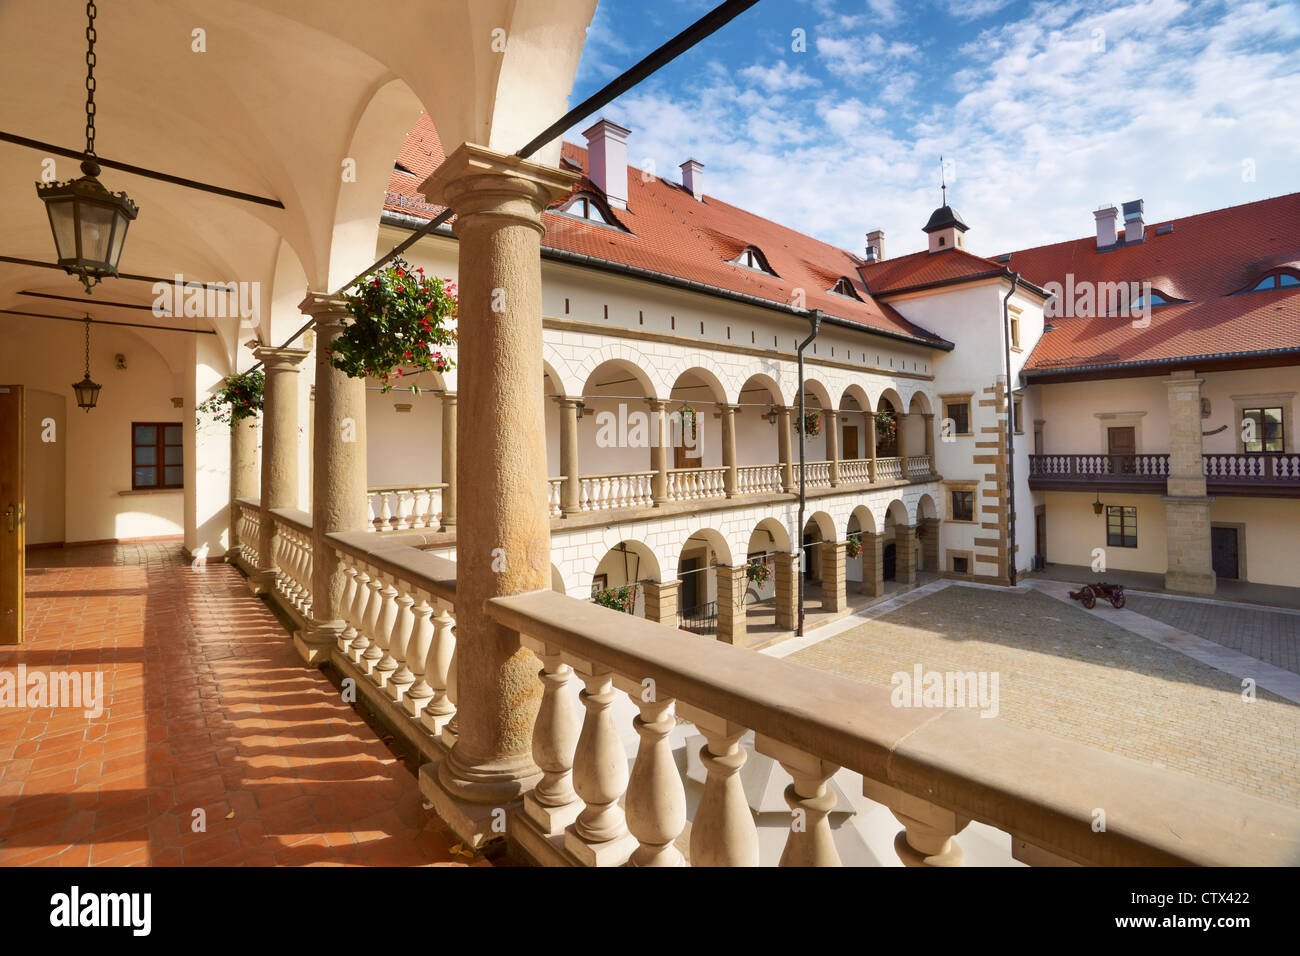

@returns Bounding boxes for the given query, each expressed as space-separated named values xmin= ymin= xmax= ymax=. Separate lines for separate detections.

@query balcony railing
xmin=581 ymin=471 xmax=656 ymax=511
xmin=367 ymin=484 xmax=447 ymax=532
xmin=1029 ymin=453 xmax=1300 ymax=494
xmin=234 ymin=502 xmax=1300 ymax=866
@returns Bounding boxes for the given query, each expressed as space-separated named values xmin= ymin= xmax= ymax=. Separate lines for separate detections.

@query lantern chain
xmin=85 ymin=1 xmax=97 ymax=159
xmin=84 ymin=316 xmax=92 ymax=376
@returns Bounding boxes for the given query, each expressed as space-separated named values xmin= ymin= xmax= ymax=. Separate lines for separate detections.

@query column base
xmin=294 ymin=620 xmax=343 ymax=666
xmin=1164 ymin=570 xmax=1216 ymax=595
xmin=246 ymin=569 xmax=277 ymax=595
xmin=563 ymin=825 xmax=637 ymax=867
xmin=419 ymin=758 xmax=527 ymax=850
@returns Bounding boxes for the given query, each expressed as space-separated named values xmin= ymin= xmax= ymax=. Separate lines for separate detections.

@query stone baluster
xmin=564 ymin=669 xmax=636 ymax=866
xmin=358 ymin=571 xmax=384 ymax=674
xmin=626 ymin=692 xmax=686 ymax=867
xmin=402 ymin=595 xmax=436 ymax=717
xmin=756 ymin=736 xmax=841 ymax=866
xmin=681 ymin=708 xmax=758 ymax=866
xmin=370 ymin=578 xmax=400 ymax=686
xmin=386 ymin=591 xmax=416 ymax=702
xmin=336 ymin=564 xmax=360 ymax=654
xmin=421 ymin=599 xmax=457 ymax=736
xmin=522 ymin=647 xmax=583 ymax=836
xmin=863 ymin=779 xmax=969 ymax=867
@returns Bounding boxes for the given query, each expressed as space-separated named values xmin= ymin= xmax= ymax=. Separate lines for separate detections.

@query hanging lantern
xmin=766 ymin=406 xmax=778 ymax=426
xmin=35 ymin=2 xmax=138 ymax=294
xmin=1092 ymin=492 xmax=1104 ymax=516
xmin=72 ymin=315 xmax=102 ymax=412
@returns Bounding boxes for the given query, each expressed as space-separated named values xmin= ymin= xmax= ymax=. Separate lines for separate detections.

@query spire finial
xmin=940 ymin=155 xmax=947 ymax=207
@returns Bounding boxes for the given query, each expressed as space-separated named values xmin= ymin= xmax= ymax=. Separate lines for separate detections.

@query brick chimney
xmin=1122 ymin=199 xmax=1145 ymax=244
xmin=1094 ymin=204 xmax=1118 ymax=250
xmin=680 ymin=159 xmax=704 ymax=201
xmin=865 ymin=229 xmax=885 ymax=261
xmin=582 ymin=119 xmax=630 ymax=209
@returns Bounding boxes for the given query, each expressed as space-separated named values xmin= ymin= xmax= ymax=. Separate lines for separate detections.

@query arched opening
xmin=839 ymin=385 xmax=871 ymax=482
xmin=882 ymin=499 xmax=913 ymax=589
xmin=847 ymin=505 xmax=878 ymax=595
xmin=676 ymin=528 xmax=731 ymax=636
xmin=906 ymin=391 xmax=934 ymax=476
xmin=736 ymin=374 xmax=786 ymax=481
xmin=876 ymin=390 xmax=903 ymax=465
xmin=668 ymin=367 xmax=727 ymax=471
xmin=572 ymin=359 xmax=658 ymax=511
xmin=917 ymin=493 xmax=940 ymax=575
xmin=800 ymin=510 xmax=836 ymax=611
xmin=591 ymin=539 xmax=660 ymax=619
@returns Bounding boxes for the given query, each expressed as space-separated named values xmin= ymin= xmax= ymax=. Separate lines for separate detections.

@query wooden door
xmin=1035 ymin=510 xmax=1047 ymax=562
xmin=1211 ymin=526 xmax=1239 ymax=580
xmin=0 ymin=385 xmax=25 ymax=644
xmin=1107 ymin=426 xmax=1136 ymax=474
xmin=842 ymin=425 xmax=859 ymax=460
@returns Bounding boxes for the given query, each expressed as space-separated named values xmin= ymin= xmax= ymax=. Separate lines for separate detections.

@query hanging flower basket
xmin=800 ymin=411 xmax=821 ymax=436
xmin=592 ymin=584 xmax=637 ymax=615
xmin=679 ymin=405 xmax=698 ymax=440
xmin=845 ymin=535 xmax=863 ymax=559
xmin=328 ymin=258 xmax=458 ymax=394
xmin=745 ymin=557 xmax=771 ymax=586
xmin=197 ymin=370 xmax=264 ymax=427
xmin=875 ymin=410 xmax=897 ymax=446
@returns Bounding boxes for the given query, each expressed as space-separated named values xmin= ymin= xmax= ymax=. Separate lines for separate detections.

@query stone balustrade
xmin=874 ymin=456 xmax=903 ymax=480
xmin=906 ymin=454 xmax=932 ymax=478
xmin=838 ymin=459 xmax=872 ymax=483
xmin=736 ymin=463 xmax=784 ymax=495
xmin=487 ymin=589 xmax=1300 ymax=867
xmin=269 ymin=508 xmax=314 ymax=624
xmin=548 ymin=477 xmax=565 ymax=516
xmin=580 ymin=471 xmax=655 ymax=511
xmin=231 ymin=497 xmax=261 ymax=570
xmin=792 ymin=460 xmax=832 ymax=488
xmin=367 ymin=484 xmax=447 ymax=533
xmin=667 ymin=466 xmax=727 ymax=501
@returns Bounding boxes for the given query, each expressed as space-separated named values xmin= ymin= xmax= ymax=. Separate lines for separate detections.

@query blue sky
xmin=567 ymin=0 xmax=1300 ymax=258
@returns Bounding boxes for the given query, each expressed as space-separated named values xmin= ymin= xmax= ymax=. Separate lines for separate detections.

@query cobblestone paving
xmin=789 ymin=585 xmax=1300 ymax=808
xmin=1123 ymin=594 xmax=1300 ymax=676
xmin=0 ymin=542 xmax=481 ymax=866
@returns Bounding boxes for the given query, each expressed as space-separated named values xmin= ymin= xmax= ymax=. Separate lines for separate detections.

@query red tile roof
xmin=1002 ymin=192 xmax=1300 ymax=374
xmin=384 ymin=115 xmax=947 ymax=349
xmin=859 ymin=246 xmax=1006 ymax=295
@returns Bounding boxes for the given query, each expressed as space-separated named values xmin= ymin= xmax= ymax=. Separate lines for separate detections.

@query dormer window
xmin=557 ymin=194 xmax=610 ymax=224
xmin=1241 ymin=269 xmax=1300 ymax=293
xmin=732 ymin=246 xmax=777 ymax=276
xmin=830 ymin=277 xmax=862 ymax=300
xmin=1131 ymin=290 xmax=1174 ymax=309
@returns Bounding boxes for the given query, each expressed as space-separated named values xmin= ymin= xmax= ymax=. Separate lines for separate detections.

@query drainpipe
xmin=796 ymin=310 xmax=822 ymax=637
xmin=1002 ymin=272 xmax=1021 ymax=587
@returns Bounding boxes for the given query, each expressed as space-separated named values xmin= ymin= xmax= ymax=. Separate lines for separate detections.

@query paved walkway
xmin=0 ymin=542 xmax=480 ymax=867
xmin=1121 ymin=592 xmax=1300 ymax=676
xmin=783 ymin=582 xmax=1300 ymax=809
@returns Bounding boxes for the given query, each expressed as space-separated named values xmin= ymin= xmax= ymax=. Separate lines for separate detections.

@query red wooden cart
xmin=1067 ymin=582 xmax=1126 ymax=609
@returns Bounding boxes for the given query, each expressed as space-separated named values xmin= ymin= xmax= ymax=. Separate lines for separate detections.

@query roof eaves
xmin=1023 ymin=345 xmax=1300 ymax=379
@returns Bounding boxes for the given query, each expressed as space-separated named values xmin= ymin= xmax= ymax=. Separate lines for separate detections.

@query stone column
xmin=721 ymin=404 xmax=738 ymax=497
xmin=895 ymin=525 xmax=917 ymax=586
xmin=895 ymin=411 xmax=909 ymax=473
xmin=826 ymin=410 xmax=841 ymax=486
xmin=777 ymin=406 xmax=793 ymax=493
xmin=819 ymin=540 xmax=847 ymax=612
xmin=923 ymin=413 xmax=935 ymax=469
xmin=230 ymin=414 xmax=260 ymax=502
xmin=860 ymin=532 xmax=884 ymax=597
xmin=715 ymin=564 xmax=747 ymax=647
xmin=557 ymin=396 xmax=582 ymax=516
xmin=866 ymin=410 xmax=878 ymax=483
xmin=440 ymin=391 xmax=457 ymax=529
xmin=1163 ymin=373 xmax=1215 ymax=594
xmin=650 ymin=400 xmax=669 ymax=505
xmin=298 ymin=295 xmax=370 ymax=664
xmin=250 ymin=344 xmax=309 ymax=593
xmin=642 ymin=579 xmax=678 ymax=627
xmin=418 ymin=144 xmax=577 ymax=843
xmin=773 ymin=552 xmax=799 ymax=630
xmin=921 ymin=517 xmax=941 ymax=575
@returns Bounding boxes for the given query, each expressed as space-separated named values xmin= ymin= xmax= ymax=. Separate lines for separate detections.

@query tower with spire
xmin=923 ymin=155 xmax=969 ymax=254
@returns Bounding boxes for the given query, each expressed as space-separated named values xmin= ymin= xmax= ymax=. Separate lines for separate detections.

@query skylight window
xmin=732 ymin=246 xmax=776 ymax=276
xmin=1131 ymin=290 xmax=1173 ymax=309
xmin=830 ymin=277 xmax=862 ymax=300
xmin=1245 ymin=271 xmax=1300 ymax=293
xmin=559 ymin=195 xmax=609 ymax=224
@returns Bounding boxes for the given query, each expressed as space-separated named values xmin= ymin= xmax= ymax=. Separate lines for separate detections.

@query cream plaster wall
xmin=1042 ymin=491 xmax=1168 ymax=574
xmin=1209 ymin=497 xmax=1300 ymax=587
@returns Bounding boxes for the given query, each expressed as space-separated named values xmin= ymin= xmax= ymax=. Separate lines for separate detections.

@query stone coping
xmin=326 ymin=528 xmax=457 ymax=604
xmin=487 ymin=588 xmax=1300 ymax=866
xmin=268 ymin=507 xmax=312 ymax=534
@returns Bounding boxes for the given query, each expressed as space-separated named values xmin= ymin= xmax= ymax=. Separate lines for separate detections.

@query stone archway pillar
xmin=650 ymin=400 xmax=670 ymax=505
xmin=896 ymin=412 xmax=910 ymax=475
xmin=722 ymin=404 xmax=739 ymax=497
xmin=826 ymin=410 xmax=840 ymax=486
xmin=440 ymin=392 xmax=457 ymax=529
xmin=298 ymin=295 xmax=370 ymax=664
xmin=819 ymin=540 xmax=847 ymax=611
xmin=250 ymin=344 xmax=309 ymax=593
xmin=642 ymin=579 xmax=678 ymax=627
xmin=866 ymin=411 xmax=878 ymax=483
xmin=417 ymin=143 xmax=578 ymax=845
xmin=715 ymin=564 xmax=748 ymax=646
xmin=896 ymin=524 xmax=917 ymax=585
xmin=230 ymin=414 xmax=261 ymax=502
xmin=778 ymin=406 xmax=794 ymax=492
xmin=557 ymin=396 xmax=582 ymax=515
xmin=921 ymin=517 xmax=941 ymax=574
xmin=860 ymin=532 xmax=884 ymax=597
xmin=773 ymin=552 xmax=799 ymax=629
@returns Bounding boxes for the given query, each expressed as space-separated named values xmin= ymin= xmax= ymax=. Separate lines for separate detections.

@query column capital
xmin=420 ymin=143 xmax=578 ymax=235
xmin=648 ymin=398 xmax=671 ymax=412
xmin=556 ymin=395 xmax=585 ymax=408
xmin=441 ymin=390 xmax=458 ymax=403
xmin=250 ymin=344 xmax=310 ymax=371
xmin=298 ymin=292 xmax=351 ymax=325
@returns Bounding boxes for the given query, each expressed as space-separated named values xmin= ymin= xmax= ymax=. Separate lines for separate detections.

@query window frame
xmin=939 ymin=393 xmax=973 ymax=438
xmin=1105 ymin=505 xmax=1137 ymax=549
xmin=131 ymin=421 xmax=184 ymax=491
xmin=950 ymin=489 xmax=975 ymax=523
xmin=1241 ymin=406 xmax=1285 ymax=454
xmin=1008 ymin=306 xmax=1022 ymax=350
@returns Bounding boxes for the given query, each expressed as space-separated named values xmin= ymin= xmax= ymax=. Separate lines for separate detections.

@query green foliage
xmin=592 ymin=584 xmax=637 ymax=614
xmin=197 ymin=370 xmax=264 ymax=427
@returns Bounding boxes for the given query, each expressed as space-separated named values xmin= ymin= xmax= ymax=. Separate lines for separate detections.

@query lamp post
xmin=35 ymin=1 xmax=138 ymax=294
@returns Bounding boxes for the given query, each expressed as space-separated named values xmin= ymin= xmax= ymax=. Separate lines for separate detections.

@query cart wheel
xmin=1080 ymin=591 xmax=1097 ymax=609
xmin=1111 ymin=591 xmax=1126 ymax=609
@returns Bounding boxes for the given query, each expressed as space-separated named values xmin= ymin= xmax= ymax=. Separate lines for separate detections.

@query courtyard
xmin=783 ymin=584 xmax=1300 ymax=809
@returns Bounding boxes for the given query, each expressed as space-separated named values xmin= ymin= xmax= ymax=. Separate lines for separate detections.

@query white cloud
xmin=738 ymin=60 xmax=821 ymax=92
